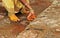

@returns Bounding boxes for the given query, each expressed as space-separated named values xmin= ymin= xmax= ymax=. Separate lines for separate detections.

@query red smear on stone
xmin=0 ymin=23 xmax=26 ymax=36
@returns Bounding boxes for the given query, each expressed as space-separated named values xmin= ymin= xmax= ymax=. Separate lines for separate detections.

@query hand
xmin=27 ymin=10 xmax=36 ymax=21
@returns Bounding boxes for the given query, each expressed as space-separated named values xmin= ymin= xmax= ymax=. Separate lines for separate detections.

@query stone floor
xmin=0 ymin=0 xmax=60 ymax=38
xmin=16 ymin=0 xmax=60 ymax=38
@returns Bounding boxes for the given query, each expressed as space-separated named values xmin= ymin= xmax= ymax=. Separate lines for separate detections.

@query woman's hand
xmin=27 ymin=10 xmax=36 ymax=21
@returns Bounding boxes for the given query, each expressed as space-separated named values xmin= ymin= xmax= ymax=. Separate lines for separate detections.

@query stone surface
xmin=21 ymin=0 xmax=60 ymax=38
xmin=1 ymin=0 xmax=60 ymax=38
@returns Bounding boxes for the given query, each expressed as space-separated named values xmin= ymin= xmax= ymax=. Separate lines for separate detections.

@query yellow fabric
xmin=2 ymin=0 xmax=29 ymax=13
xmin=26 ymin=0 xmax=29 ymax=4
xmin=2 ymin=0 xmax=30 ymax=21
xmin=2 ymin=0 xmax=14 ymax=8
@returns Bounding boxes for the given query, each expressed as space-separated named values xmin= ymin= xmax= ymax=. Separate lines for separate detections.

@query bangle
xmin=30 ymin=9 xmax=34 ymax=12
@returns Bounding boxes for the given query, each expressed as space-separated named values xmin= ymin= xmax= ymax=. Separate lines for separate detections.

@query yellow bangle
xmin=30 ymin=9 xmax=34 ymax=12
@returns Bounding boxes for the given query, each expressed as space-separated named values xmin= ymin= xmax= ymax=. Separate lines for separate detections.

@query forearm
xmin=20 ymin=0 xmax=33 ymax=10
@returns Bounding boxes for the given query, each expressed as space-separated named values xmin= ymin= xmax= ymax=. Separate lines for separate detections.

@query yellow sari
xmin=2 ymin=0 xmax=29 ymax=21
xmin=2 ymin=0 xmax=29 ymax=13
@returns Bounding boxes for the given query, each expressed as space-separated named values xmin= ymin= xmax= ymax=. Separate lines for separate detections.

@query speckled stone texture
xmin=1 ymin=0 xmax=60 ymax=38
xmin=16 ymin=0 xmax=60 ymax=38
